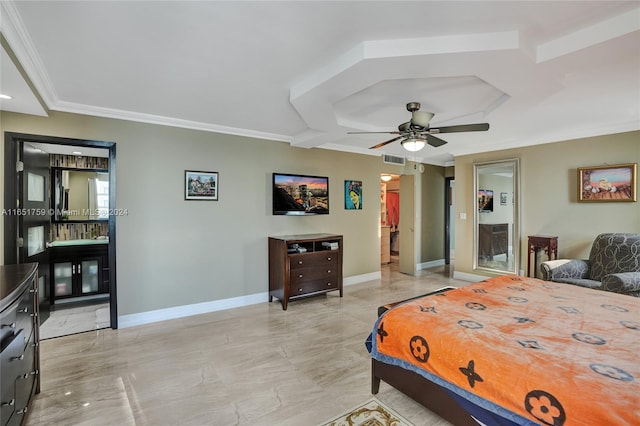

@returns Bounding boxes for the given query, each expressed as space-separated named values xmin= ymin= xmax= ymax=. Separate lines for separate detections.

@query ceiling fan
xmin=347 ymin=102 xmax=489 ymax=152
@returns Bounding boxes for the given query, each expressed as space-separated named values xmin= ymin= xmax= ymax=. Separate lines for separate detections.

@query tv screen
xmin=272 ymin=173 xmax=329 ymax=215
xmin=478 ymin=189 xmax=494 ymax=212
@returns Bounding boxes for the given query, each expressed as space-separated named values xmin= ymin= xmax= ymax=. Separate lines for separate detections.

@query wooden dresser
xmin=1 ymin=263 xmax=40 ymax=426
xmin=478 ymin=223 xmax=509 ymax=260
xmin=268 ymin=234 xmax=343 ymax=310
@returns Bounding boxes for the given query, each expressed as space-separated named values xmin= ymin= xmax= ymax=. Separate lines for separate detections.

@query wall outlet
xmin=459 ymin=212 xmax=467 ymax=220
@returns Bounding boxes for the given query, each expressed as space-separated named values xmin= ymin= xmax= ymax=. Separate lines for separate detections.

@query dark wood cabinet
xmin=269 ymin=234 xmax=343 ymax=310
xmin=478 ymin=223 xmax=509 ymax=260
xmin=1 ymin=263 xmax=40 ymax=426
xmin=50 ymin=244 xmax=109 ymax=304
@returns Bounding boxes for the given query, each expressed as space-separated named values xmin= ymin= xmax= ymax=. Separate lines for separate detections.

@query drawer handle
xmin=17 ymin=407 xmax=28 ymax=415
xmin=30 ymin=312 xmax=38 ymax=318
xmin=298 ymin=274 xmax=303 ymax=278
xmin=1 ymin=399 xmax=15 ymax=407
xmin=327 ymin=257 xmax=332 ymax=261
xmin=298 ymin=288 xmax=303 ymax=292
xmin=327 ymin=282 xmax=332 ymax=286
xmin=298 ymin=260 xmax=303 ymax=265
xmin=11 ymin=354 xmax=25 ymax=361
xmin=2 ymin=322 xmax=16 ymax=329
xmin=18 ymin=307 xmax=29 ymax=313
xmin=327 ymin=270 xmax=331 ymax=273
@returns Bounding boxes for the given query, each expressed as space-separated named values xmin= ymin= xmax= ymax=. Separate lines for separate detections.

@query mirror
xmin=52 ymin=168 xmax=109 ymax=221
xmin=473 ymin=159 xmax=520 ymax=274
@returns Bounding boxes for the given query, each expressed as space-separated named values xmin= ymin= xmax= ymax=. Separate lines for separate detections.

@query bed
xmin=366 ymin=275 xmax=639 ymax=426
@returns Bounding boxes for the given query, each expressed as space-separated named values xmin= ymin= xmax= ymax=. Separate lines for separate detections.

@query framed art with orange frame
xmin=578 ymin=163 xmax=637 ymax=202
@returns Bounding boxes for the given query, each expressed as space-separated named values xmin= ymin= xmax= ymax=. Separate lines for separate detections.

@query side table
xmin=527 ymin=235 xmax=558 ymax=278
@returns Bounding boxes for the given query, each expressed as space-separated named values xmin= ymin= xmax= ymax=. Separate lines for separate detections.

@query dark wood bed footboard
xmin=372 ymin=359 xmax=478 ymax=426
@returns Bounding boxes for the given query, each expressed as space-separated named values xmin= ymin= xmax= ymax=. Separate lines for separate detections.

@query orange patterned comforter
xmin=370 ymin=275 xmax=639 ymax=425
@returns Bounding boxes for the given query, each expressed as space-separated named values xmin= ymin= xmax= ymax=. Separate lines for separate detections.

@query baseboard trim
xmin=453 ymin=271 xmax=488 ymax=282
xmin=417 ymin=259 xmax=445 ymax=270
xmin=119 ymin=272 xmax=382 ymax=328
xmin=344 ymin=271 xmax=381 ymax=286
xmin=118 ymin=292 xmax=268 ymax=329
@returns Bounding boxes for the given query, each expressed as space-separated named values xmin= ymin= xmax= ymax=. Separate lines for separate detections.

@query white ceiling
xmin=1 ymin=1 xmax=639 ymax=165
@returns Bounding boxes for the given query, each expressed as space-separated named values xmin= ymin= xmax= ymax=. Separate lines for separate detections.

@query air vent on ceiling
xmin=382 ymin=154 xmax=405 ymax=166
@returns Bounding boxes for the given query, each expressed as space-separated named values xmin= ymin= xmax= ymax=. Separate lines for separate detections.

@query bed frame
xmin=371 ymin=359 xmax=478 ymax=426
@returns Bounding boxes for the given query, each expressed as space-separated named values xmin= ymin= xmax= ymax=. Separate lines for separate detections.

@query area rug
xmin=318 ymin=398 xmax=414 ymax=426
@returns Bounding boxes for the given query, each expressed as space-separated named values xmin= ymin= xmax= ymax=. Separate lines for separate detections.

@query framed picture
xmin=185 ymin=170 xmax=218 ymax=201
xmin=345 ymin=180 xmax=362 ymax=210
xmin=478 ymin=189 xmax=493 ymax=212
xmin=500 ymin=192 xmax=508 ymax=205
xmin=578 ymin=163 xmax=637 ymax=202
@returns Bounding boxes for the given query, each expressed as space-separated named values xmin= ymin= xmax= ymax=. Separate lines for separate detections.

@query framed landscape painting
xmin=578 ymin=163 xmax=636 ymax=202
xmin=185 ymin=170 xmax=218 ymax=201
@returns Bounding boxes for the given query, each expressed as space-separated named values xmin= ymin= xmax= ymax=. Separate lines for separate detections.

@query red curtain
xmin=386 ymin=192 xmax=399 ymax=228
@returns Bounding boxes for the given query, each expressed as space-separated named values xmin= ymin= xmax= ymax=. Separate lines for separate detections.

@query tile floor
xmin=39 ymin=301 xmax=111 ymax=340
xmin=27 ymin=262 xmax=470 ymax=426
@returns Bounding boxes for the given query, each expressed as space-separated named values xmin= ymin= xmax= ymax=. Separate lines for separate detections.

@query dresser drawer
xmin=290 ymin=278 xmax=339 ymax=296
xmin=289 ymin=251 xmax=338 ymax=270
xmin=15 ymin=291 xmax=36 ymax=349
xmin=289 ymin=264 xmax=338 ymax=285
xmin=14 ymin=331 xmax=37 ymax=423
xmin=1 ymin=330 xmax=26 ymax=425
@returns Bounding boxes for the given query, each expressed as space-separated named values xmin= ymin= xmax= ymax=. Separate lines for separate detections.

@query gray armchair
xmin=540 ymin=233 xmax=640 ymax=297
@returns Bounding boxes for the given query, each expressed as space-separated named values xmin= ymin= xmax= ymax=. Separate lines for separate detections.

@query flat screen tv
xmin=478 ymin=189 xmax=494 ymax=212
xmin=272 ymin=173 xmax=329 ymax=215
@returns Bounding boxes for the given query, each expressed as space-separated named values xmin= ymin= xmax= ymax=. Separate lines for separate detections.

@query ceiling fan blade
xmin=430 ymin=123 xmax=490 ymax=134
xmin=426 ymin=134 xmax=448 ymax=147
xmin=347 ymin=131 xmax=401 ymax=135
xmin=370 ymin=136 xmax=403 ymax=149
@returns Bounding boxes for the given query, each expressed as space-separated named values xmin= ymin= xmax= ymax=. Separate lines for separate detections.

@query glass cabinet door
xmin=80 ymin=259 xmax=100 ymax=294
xmin=53 ymin=262 xmax=73 ymax=296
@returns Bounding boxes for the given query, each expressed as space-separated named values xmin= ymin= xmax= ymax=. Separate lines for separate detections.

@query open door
xmin=17 ymin=141 xmax=52 ymax=323
xmin=398 ymin=174 xmax=416 ymax=275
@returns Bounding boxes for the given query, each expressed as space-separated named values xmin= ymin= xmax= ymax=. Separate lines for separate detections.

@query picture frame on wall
xmin=345 ymin=180 xmax=362 ymax=210
xmin=500 ymin=192 xmax=508 ymax=205
xmin=478 ymin=189 xmax=493 ymax=212
xmin=577 ymin=163 xmax=637 ymax=202
xmin=185 ymin=170 xmax=219 ymax=201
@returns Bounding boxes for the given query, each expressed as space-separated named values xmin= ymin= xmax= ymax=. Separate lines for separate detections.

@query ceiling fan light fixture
xmin=411 ymin=111 xmax=434 ymax=128
xmin=401 ymin=136 xmax=426 ymax=152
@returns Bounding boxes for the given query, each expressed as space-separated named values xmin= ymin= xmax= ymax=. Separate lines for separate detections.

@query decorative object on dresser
xmin=268 ymin=234 xmax=343 ymax=310
xmin=1 ymin=263 xmax=40 ymax=426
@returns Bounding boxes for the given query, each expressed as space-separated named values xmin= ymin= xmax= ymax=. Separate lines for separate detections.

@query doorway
xmin=3 ymin=132 xmax=118 ymax=338
xmin=445 ymin=177 xmax=455 ymax=265
xmin=381 ymin=174 xmax=400 ymax=265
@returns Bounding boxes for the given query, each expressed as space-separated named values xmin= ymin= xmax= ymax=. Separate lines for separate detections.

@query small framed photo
xmin=577 ymin=163 xmax=637 ymax=202
xmin=345 ymin=180 xmax=362 ymax=210
xmin=500 ymin=192 xmax=508 ymax=205
xmin=185 ymin=170 xmax=218 ymax=201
